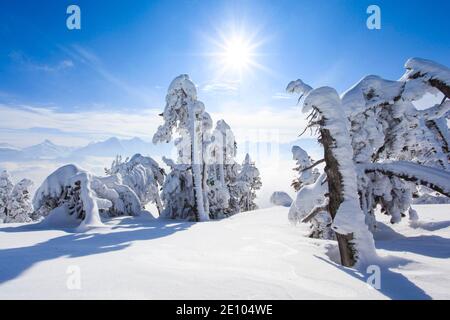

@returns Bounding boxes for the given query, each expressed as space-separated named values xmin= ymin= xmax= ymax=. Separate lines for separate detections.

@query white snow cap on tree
xmin=153 ymin=74 xmax=199 ymax=144
xmin=402 ymin=57 xmax=450 ymax=86
xmin=6 ymin=178 xmax=33 ymax=223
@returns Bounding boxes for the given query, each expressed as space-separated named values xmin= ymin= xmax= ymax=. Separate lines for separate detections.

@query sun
xmin=204 ymin=27 xmax=267 ymax=80
xmin=221 ymin=36 xmax=253 ymax=72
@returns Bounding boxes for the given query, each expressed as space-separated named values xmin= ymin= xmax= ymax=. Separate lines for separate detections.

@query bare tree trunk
xmin=320 ymin=127 xmax=356 ymax=267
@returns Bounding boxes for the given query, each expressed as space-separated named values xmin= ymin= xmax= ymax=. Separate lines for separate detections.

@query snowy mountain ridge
xmin=0 ymin=137 xmax=164 ymax=161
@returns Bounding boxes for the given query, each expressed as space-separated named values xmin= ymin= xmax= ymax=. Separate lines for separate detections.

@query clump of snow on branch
xmin=291 ymin=145 xmax=320 ymax=191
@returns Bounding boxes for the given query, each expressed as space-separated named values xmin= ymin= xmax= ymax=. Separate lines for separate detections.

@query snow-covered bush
xmin=0 ymin=170 xmax=14 ymax=223
xmin=0 ymin=171 xmax=35 ymax=223
xmin=106 ymin=154 xmax=165 ymax=214
xmin=286 ymin=57 xmax=450 ymax=266
xmin=270 ymin=191 xmax=293 ymax=207
xmin=234 ymin=154 xmax=262 ymax=212
xmin=5 ymin=179 xmax=33 ymax=223
xmin=91 ymin=175 xmax=142 ymax=217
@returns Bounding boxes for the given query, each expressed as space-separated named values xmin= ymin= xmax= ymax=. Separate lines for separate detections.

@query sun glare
xmin=205 ymin=26 xmax=267 ymax=80
xmin=222 ymin=36 xmax=253 ymax=71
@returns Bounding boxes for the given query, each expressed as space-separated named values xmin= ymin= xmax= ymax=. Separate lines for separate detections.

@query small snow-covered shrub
xmin=234 ymin=154 xmax=262 ymax=212
xmin=5 ymin=179 xmax=33 ymax=223
xmin=0 ymin=170 xmax=14 ymax=223
xmin=0 ymin=170 xmax=35 ymax=223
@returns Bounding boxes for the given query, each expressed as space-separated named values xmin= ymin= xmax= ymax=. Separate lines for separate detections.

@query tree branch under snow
xmin=301 ymin=203 xmax=328 ymax=223
xmin=361 ymin=161 xmax=450 ymax=197
xmin=299 ymin=159 xmax=325 ymax=173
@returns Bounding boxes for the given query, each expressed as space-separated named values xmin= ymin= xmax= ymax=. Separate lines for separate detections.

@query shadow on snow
xmin=0 ymin=217 xmax=192 ymax=285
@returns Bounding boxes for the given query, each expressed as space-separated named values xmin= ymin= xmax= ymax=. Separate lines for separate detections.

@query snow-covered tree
xmin=153 ymin=75 xmax=212 ymax=221
xmin=5 ymin=179 xmax=33 ymax=223
xmin=206 ymin=119 xmax=242 ymax=217
xmin=286 ymin=57 xmax=450 ymax=267
xmin=235 ymin=154 xmax=262 ymax=212
xmin=0 ymin=170 xmax=14 ymax=223
xmin=106 ymin=154 xmax=165 ymax=214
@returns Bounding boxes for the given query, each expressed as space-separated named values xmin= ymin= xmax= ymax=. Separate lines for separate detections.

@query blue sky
xmin=0 ymin=0 xmax=449 ymax=147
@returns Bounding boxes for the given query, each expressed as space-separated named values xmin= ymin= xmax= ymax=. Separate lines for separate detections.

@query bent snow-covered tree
xmin=287 ymin=57 xmax=450 ymax=267
xmin=33 ymin=164 xmax=142 ymax=230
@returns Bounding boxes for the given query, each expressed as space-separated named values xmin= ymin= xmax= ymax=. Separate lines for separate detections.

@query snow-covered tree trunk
xmin=303 ymin=87 xmax=376 ymax=267
xmin=320 ymin=126 xmax=356 ymax=266
xmin=189 ymin=105 xmax=208 ymax=221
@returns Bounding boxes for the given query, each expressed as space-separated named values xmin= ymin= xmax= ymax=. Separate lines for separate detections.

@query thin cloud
xmin=0 ymin=103 xmax=311 ymax=147
xmin=201 ymin=81 xmax=239 ymax=94
xmin=9 ymin=51 xmax=74 ymax=72
xmin=0 ymin=103 xmax=161 ymax=146
xmin=271 ymin=92 xmax=293 ymax=100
